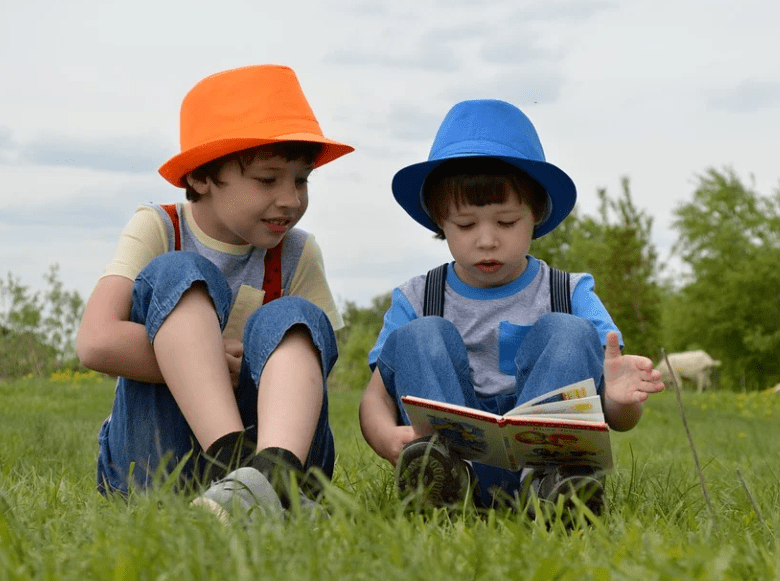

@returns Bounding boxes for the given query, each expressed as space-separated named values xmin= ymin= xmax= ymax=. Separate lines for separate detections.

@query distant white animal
xmin=657 ymin=350 xmax=721 ymax=393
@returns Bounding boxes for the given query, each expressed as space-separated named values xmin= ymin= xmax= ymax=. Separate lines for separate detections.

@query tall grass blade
xmin=662 ymin=348 xmax=718 ymax=533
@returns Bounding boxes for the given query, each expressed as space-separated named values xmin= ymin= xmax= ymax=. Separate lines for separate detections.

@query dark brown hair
xmin=422 ymin=158 xmax=548 ymax=239
xmin=185 ymin=141 xmax=324 ymax=201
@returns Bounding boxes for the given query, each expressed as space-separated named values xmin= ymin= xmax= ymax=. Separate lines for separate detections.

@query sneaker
xmin=396 ymin=435 xmax=476 ymax=507
xmin=192 ymin=467 xmax=285 ymax=524
xmin=528 ymin=465 xmax=604 ymax=522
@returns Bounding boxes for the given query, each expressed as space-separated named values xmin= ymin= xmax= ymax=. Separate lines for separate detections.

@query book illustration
xmin=428 ymin=416 xmax=488 ymax=456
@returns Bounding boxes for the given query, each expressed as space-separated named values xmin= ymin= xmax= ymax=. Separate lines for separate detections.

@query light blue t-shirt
xmin=368 ymin=256 xmax=621 ymax=397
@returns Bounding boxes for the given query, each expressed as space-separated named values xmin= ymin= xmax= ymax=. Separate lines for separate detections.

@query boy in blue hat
xmin=359 ymin=99 xmax=664 ymax=513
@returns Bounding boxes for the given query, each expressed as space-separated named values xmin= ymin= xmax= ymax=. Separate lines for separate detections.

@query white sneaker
xmin=192 ymin=467 xmax=284 ymax=524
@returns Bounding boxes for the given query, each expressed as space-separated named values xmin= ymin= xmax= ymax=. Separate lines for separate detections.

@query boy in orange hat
xmin=77 ymin=65 xmax=353 ymax=519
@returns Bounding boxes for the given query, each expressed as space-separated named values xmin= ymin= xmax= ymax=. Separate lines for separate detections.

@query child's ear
xmin=186 ymin=174 xmax=211 ymax=196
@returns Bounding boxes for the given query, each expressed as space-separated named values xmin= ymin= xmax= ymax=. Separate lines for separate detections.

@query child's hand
xmin=602 ymin=331 xmax=664 ymax=432
xmin=603 ymin=331 xmax=664 ymax=405
xmin=223 ymin=337 xmax=243 ymax=391
xmin=385 ymin=425 xmax=423 ymax=467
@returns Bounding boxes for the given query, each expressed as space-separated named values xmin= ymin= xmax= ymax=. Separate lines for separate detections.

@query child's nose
xmin=476 ymin=226 xmax=498 ymax=248
xmin=276 ymin=179 xmax=302 ymax=208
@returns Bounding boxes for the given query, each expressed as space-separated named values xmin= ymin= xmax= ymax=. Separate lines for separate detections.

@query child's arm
xmin=359 ymin=368 xmax=421 ymax=467
xmin=602 ymin=331 xmax=665 ymax=431
xmin=77 ymin=275 xmax=166 ymax=383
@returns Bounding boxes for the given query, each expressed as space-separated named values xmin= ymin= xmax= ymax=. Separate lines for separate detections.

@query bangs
xmin=237 ymin=141 xmax=323 ymax=168
xmin=450 ymin=175 xmax=515 ymax=210
xmin=423 ymin=158 xmax=548 ymax=231
xmin=185 ymin=141 xmax=323 ymax=201
xmin=426 ymin=174 xmax=515 ymax=222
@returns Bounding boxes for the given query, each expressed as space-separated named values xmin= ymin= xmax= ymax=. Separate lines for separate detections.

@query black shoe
xmin=396 ymin=435 xmax=476 ymax=507
xmin=525 ymin=465 xmax=604 ymax=522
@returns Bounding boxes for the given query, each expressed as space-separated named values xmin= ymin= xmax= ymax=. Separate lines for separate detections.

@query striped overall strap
xmin=422 ymin=263 xmax=448 ymax=317
xmin=159 ymin=203 xmax=283 ymax=304
xmin=261 ymin=242 xmax=284 ymax=304
xmin=160 ymin=203 xmax=181 ymax=251
xmin=549 ymin=267 xmax=572 ymax=314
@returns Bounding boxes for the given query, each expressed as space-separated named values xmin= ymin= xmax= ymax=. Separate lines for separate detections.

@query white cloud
xmin=19 ymin=133 xmax=171 ymax=174
xmin=708 ymin=79 xmax=780 ymax=113
xmin=0 ymin=0 xmax=779 ymax=310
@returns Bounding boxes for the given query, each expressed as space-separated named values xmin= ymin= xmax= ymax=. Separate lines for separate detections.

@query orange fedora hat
xmin=159 ymin=65 xmax=354 ymax=187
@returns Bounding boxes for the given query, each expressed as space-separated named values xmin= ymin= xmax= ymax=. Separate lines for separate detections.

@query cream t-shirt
xmin=102 ymin=202 xmax=344 ymax=337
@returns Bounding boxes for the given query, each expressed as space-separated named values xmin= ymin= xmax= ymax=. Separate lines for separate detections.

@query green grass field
xmin=1 ymin=372 xmax=778 ymax=580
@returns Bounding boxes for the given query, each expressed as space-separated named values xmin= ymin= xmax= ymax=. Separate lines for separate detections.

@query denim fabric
xmin=97 ymin=252 xmax=337 ymax=494
xmin=375 ymin=313 xmax=605 ymax=507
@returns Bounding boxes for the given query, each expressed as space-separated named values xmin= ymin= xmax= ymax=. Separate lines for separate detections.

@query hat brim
xmin=159 ymin=133 xmax=354 ymax=188
xmin=391 ymin=154 xmax=576 ymax=239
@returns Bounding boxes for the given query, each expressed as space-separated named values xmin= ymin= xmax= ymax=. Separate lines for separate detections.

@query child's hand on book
xmin=603 ymin=331 xmax=665 ymax=431
xmin=383 ymin=425 xmax=427 ymax=467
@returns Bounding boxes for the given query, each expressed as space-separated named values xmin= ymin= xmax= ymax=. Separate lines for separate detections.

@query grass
xmin=1 ymin=372 xmax=779 ymax=580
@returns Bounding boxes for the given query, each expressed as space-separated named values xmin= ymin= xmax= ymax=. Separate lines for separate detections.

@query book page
xmin=508 ymin=378 xmax=598 ymax=413
xmin=505 ymin=395 xmax=604 ymax=421
xmin=515 ymin=411 xmax=604 ymax=422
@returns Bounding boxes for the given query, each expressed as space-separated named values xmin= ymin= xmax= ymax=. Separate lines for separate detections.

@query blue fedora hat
xmin=391 ymin=99 xmax=576 ymax=238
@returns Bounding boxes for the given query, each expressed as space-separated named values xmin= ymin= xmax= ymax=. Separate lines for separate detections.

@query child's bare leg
xmin=193 ymin=301 xmax=336 ymax=517
xmin=153 ymin=283 xmax=243 ymax=450
xmin=255 ymin=325 xmax=323 ymax=464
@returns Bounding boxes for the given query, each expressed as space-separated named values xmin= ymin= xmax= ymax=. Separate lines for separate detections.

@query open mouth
xmin=263 ymin=218 xmax=291 ymax=233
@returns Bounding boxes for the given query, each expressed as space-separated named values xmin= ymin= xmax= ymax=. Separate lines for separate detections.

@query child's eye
xmin=455 ymin=223 xmax=475 ymax=230
xmin=256 ymin=178 xmax=276 ymax=185
xmin=498 ymin=221 xmax=517 ymax=227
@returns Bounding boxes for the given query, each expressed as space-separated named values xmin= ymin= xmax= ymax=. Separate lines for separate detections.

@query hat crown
xmin=179 ymin=65 xmax=322 ymax=149
xmin=158 ymin=64 xmax=353 ymax=187
xmin=390 ymin=99 xmax=576 ymax=238
xmin=428 ymin=100 xmax=546 ymax=163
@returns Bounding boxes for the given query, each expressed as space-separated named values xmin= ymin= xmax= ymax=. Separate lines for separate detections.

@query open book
xmin=401 ymin=379 xmax=613 ymax=473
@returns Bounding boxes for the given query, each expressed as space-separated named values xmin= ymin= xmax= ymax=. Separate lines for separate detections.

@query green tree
xmin=0 ymin=265 xmax=84 ymax=380
xmin=667 ymin=167 xmax=780 ymax=391
xmin=533 ymin=177 xmax=663 ymax=358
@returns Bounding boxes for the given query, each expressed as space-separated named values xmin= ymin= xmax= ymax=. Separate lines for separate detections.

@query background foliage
xmin=663 ymin=168 xmax=780 ymax=391
xmin=0 ymin=265 xmax=84 ymax=381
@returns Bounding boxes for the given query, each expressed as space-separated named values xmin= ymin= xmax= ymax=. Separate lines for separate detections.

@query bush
xmin=0 ymin=328 xmax=57 ymax=380
xmin=0 ymin=265 xmax=84 ymax=381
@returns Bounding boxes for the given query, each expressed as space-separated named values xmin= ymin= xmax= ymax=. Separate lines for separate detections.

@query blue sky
xmin=1 ymin=0 xmax=778 ymax=308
